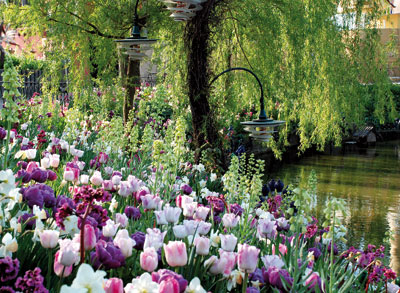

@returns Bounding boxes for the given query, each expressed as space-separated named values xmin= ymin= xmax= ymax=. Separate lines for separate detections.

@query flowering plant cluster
xmin=0 ymin=90 xmax=399 ymax=293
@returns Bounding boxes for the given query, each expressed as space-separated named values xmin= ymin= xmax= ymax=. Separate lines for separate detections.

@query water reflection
xmin=266 ymin=140 xmax=400 ymax=273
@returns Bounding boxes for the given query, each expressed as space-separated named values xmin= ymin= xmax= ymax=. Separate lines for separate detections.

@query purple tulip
xmin=264 ymin=266 xmax=293 ymax=290
xmin=151 ymin=269 xmax=188 ymax=293
xmin=31 ymin=169 xmax=48 ymax=183
xmin=95 ymin=240 xmax=125 ymax=270
xmin=125 ymin=206 xmax=141 ymax=220
xmin=47 ymin=170 xmax=57 ymax=181
xmin=18 ymin=213 xmax=36 ymax=229
xmin=180 ymin=184 xmax=193 ymax=195
xmin=131 ymin=231 xmax=146 ymax=250
xmin=246 ymin=287 xmax=260 ymax=293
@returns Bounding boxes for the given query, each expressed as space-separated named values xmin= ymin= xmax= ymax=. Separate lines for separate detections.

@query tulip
xmin=125 ymin=206 xmax=141 ymax=220
xmin=197 ymin=221 xmax=212 ymax=235
xmin=80 ymin=174 xmax=89 ymax=184
xmin=261 ymin=255 xmax=284 ymax=270
xmin=47 ymin=170 xmax=57 ymax=181
xmin=144 ymin=228 xmax=167 ymax=250
xmin=104 ymin=278 xmax=124 ymax=293
xmin=182 ymin=202 xmax=197 ymax=218
xmin=220 ymin=234 xmax=237 ymax=252
xmin=58 ymin=239 xmax=79 ymax=266
xmin=194 ymin=206 xmax=210 ymax=221
xmin=140 ymin=247 xmax=158 ymax=272
xmin=114 ymin=229 xmax=135 ymax=258
xmin=54 ymin=250 xmax=73 ymax=277
xmin=50 ymin=154 xmax=60 ymax=168
xmin=305 ymin=271 xmax=321 ymax=291
xmin=141 ymin=194 xmax=160 ymax=210
xmin=164 ymin=204 xmax=181 ymax=224
xmin=90 ymin=171 xmax=103 ymax=186
xmin=257 ymin=218 xmax=277 ymax=239
xmin=164 ymin=241 xmax=188 ymax=267
xmin=118 ymin=181 xmax=132 ymax=197
xmin=83 ymin=224 xmax=96 ymax=251
xmin=26 ymin=149 xmax=37 ymax=160
xmin=173 ymin=225 xmax=187 ymax=239
xmin=159 ymin=277 xmax=180 ymax=293
xmin=222 ymin=213 xmax=240 ymax=228
xmin=102 ymin=180 xmax=114 ymax=191
xmin=194 ymin=236 xmax=210 ymax=256
xmin=41 ymin=157 xmax=50 ymax=169
xmin=155 ymin=210 xmax=168 ymax=225
xmin=115 ymin=213 xmax=128 ymax=228
xmin=238 ymin=244 xmax=260 ymax=273
xmin=39 ymin=230 xmax=59 ymax=249
xmin=102 ymin=219 xmax=119 ymax=238
xmin=26 ymin=161 xmax=39 ymax=173
xmin=112 ymin=174 xmax=122 ymax=186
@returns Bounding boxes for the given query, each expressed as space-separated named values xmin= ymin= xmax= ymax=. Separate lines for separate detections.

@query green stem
xmin=3 ymin=121 xmax=11 ymax=169
xmin=329 ymin=211 xmax=336 ymax=293
xmin=57 ymin=266 xmax=66 ymax=293
xmin=46 ymin=249 xmax=52 ymax=289
xmin=242 ymin=272 xmax=248 ymax=293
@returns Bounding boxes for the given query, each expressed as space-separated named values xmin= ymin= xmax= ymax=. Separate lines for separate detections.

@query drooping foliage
xmin=1 ymin=0 xmax=398 ymax=154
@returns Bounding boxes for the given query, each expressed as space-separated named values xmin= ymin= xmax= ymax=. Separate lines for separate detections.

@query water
xmin=266 ymin=140 xmax=400 ymax=272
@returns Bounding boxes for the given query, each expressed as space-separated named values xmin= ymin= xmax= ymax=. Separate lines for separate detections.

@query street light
xmin=210 ymin=67 xmax=285 ymax=142
xmin=115 ymin=0 xmax=157 ymax=61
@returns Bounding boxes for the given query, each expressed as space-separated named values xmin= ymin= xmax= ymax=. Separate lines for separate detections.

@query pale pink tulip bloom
xmin=163 ymin=241 xmax=188 ymax=267
xmin=220 ymin=234 xmax=237 ymax=252
xmin=140 ymin=247 xmax=158 ymax=272
xmin=237 ymin=243 xmax=260 ymax=273
xmin=104 ymin=278 xmax=124 ymax=293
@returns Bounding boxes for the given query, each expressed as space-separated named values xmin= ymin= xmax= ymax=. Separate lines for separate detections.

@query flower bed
xmin=0 ymin=59 xmax=399 ymax=292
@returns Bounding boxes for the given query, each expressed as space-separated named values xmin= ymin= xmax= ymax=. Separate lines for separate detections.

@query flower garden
xmin=0 ymin=54 xmax=400 ymax=293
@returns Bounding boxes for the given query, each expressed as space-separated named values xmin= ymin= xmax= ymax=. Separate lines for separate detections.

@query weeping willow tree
xmin=1 ymin=0 xmax=397 ymax=157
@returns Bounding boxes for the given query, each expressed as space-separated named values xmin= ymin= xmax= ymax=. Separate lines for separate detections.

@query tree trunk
xmin=184 ymin=0 xmax=222 ymax=163
xmin=119 ymin=52 xmax=141 ymax=124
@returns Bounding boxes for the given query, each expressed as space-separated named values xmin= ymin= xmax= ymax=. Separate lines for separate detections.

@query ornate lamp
xmin=115 ymin=0 xmax=157 ymax=61
xmin=160 ymin=0 xmax=207 ymax=21
xmin=210 ymin=67 xmax=285 ymax=142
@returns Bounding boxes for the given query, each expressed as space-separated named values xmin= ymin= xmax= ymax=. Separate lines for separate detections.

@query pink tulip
xmin=238 ymin=243 xmax=260 ymax=273
xmin=26 ymin=161 xmax=39 ymax=173
xmin=58 ymin=239 xmax=79 ymax=266
xmin=104 ymin=278 xmax=124 ymax=293
xmin=257 ymin=218 xmax=277 ymax=239
xmin=159 ymin=276 xmax=180 ymax=293
xmin=194 ymin=236 xmax=210 ymax=256
xmin=220 ymin=234 xmax=237 ymax=252
xmin=112 ymin=175 xmax=122 ymax=186
xmin=182 ymin=202 xmax=197 ymax=218
xmin=90 ymin=171 xmax=103 ymax=186
xmin=39 ymin=230 xmax=59 ymax=249
xmin=272 ymin=243 xmax=288 ymax=256
xmin=222 ymin=213 xmax=240 ymax=228
xmin=118 ymin=181 xmax=132 ymax=197
xmin=54 ymin=251 xmax=73 ymax=277
xmin=305 ymin=272 xmax=321 ymax=291
xmin=144 ymin=228 xmax=167 ymax=250
xmin=163 ymin=241 xmax=187 ymax=267
xmin=140 ymin=247 xmax=158 ymax=272
xmin=49 ymin=154 xmax=60 ymax=168
xmin=141 ymin=194 xmax=160 ymax=210
xmin=102 ymin=180 xmax=114 ymax=191
xmin=80 ymin=174 xmax=89 ymax=184
xmin=83 ymin=224 xmax=96 ymax=250
xmin=115 ymin=213 xmax=128 ymax=228
xmin=164 ymin=204 xmax=182 ymax=224
xmin=194 ymin=206 xmax=209 ymax=221
xmin=114 ymin=229 xmax=135 ymax=258
xmin=64 ymin=166 xmax=79 ymax=182
xmin=197 ymin=221 xmax=212 ymax=235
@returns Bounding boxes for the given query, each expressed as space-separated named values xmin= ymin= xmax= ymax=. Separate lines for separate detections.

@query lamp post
xmin=160 ymin=0 xmax=207 ymax=21
xmin=210 ymin=67 xmax=285 ymax=142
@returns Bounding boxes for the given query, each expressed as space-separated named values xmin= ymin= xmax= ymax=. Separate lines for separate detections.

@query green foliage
xmin=0 ymin=55 xmax=21 ymax=124
xmin=1 ymin=0 xmax=398 ymax=155
xmin=7 ymin=54 xmax=48 ymax=71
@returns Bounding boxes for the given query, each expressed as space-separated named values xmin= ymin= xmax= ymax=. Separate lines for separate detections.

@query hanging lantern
xmin=161 ymin=0 xmax=206 ymax=21
xmin=115 ymin=0 xmax=157 ymax=61
xmin=116 ymin=38 xmax=157 ymax=61
xmin=210 ymin=67 xmax=285 ymax=143
xmin=241 ymin=119 xmax=285 ymax=142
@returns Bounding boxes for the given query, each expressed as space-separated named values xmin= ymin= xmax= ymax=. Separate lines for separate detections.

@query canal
xmin=266 ymin=140 xmax=400 ymax=273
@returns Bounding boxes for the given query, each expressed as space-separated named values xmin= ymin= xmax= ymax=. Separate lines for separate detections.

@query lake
xmin=266 ymin=140 xmax=400 ymax=273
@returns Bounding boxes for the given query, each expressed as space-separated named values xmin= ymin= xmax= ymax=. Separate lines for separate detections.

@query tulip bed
xmin=1 ymin=84 xmax=400 ymax=292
